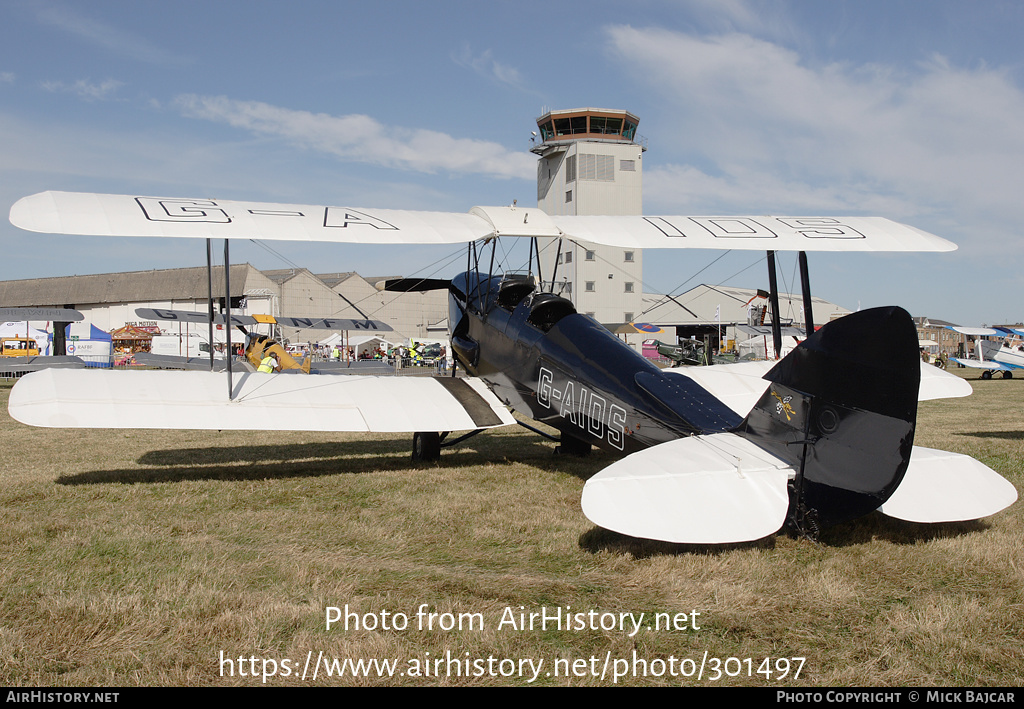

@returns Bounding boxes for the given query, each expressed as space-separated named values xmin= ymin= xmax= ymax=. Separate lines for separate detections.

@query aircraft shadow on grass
xmin=959 ymin=430 xmax=1024 ymax=440
xmin=50 ymin=438 xmax=993 ymax=555
xmin=579 ymin=513 xmax=990 ymax=557
xmin=53 ymin=438 xmax=584 ymax=486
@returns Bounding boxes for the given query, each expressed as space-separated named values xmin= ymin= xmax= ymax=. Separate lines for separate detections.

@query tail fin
xmin=735 ymin=306 xmax=920 ymax=532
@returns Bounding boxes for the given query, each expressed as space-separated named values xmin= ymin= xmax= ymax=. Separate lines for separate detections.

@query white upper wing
xmin=9 ymin=369 xmax=516 ymax=432
xmin=551 ymin=215 xmax=956 ymax=252
xmin=9 ymin=192 xmax=495 ymax=245
xmin=947 ymin=326 xmax=999 ymax=336
xmin=10 ymin=191 xmax=957 ymax=252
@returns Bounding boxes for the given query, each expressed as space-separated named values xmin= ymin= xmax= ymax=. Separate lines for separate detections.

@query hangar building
xmin=0 ymin=265 xmax=448 ymax=345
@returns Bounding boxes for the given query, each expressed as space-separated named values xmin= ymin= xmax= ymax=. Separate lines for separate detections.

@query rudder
xmin=735 ymin=306 xmax=920 ymax=533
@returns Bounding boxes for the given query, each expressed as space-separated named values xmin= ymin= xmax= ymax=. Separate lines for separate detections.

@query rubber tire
xmin=412 ymin=432 xmax=441 ymax=462
xmin=1003 ymin=371 xmax=1013 ymax=379
xmin=981 ymin=371 xmax=992 ymax=380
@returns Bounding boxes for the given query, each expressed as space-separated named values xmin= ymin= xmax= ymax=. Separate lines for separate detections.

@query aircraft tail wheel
xmin=981 ymin=371 xmax=992 ymax=380
xmin=1003 ymin=371 xmax=1013 ymax=379
xmin=412 ymin=432 xmax=441 ymax=462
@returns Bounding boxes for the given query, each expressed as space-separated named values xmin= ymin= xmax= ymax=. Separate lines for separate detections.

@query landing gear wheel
xmin=1003 ymin=371 xmax=1013 ymax=379
xmin=412 ymin=432 xmax=441 ymax=462
xmin=981 ymin=371 xmax=993 ymax=380
xmin=555 ymin=434 xmax=591 ymax=457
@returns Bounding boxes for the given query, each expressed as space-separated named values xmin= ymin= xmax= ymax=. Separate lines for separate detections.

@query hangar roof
xmin=0 ymin=264 xmax=266 ymax=307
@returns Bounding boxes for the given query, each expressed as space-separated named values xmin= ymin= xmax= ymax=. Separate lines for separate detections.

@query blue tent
xmin=65 ymin=322 xmax=113 ymax=368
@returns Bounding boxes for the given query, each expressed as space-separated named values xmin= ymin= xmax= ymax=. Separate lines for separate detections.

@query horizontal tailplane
xmin=581 ymin=433 xmax=792 ymax=544
xmin=878 ymin=447 xmax=1017 ymax=523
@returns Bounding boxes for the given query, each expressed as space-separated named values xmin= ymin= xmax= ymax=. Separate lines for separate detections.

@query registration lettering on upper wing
xmin=323 ymin=207 xmax=399 ymax=231
xmin=643 ymin=216 xmax=867 ymax=242
xmin=776 ymin=218 xmax=865 ymax=239
xmin=135 ymin=197 xmax=231 ymax=223
xmin=645 ymin=217 xmax=778 ymax=239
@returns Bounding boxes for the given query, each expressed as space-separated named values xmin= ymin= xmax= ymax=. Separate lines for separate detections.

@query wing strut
xmin=206 ymin=239 xmax=216 ymax=371
xmin=550 ymin=238 xmax=563 ymax=291
xmin=799 ymin=251 xmax=814 ymax=334
xmin=224 ymin=239 xmax=234 ymax=400
xmin=766 ymin=251 xmax=782 ymax=359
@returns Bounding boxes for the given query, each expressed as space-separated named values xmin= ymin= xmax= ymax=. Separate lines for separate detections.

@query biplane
xmin=948 ymin=326 xmax=1024 ymax=379
xmin=0 ymin=307 xmax=87 ymax=376
xmin=6 ymin=191 xmax=1017 ymax=544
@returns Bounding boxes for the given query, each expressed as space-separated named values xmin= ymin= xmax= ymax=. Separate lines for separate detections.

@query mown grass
xmin=0 ymin=369 xmax=1020 ymax=686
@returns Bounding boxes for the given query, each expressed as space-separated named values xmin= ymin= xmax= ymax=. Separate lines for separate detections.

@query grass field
xmin=0 ymin=368 xmax=1020 ymax=686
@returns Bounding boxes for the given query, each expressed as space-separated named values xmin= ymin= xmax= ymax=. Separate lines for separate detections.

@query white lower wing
xmin=581 ymin=433 xmax=793 ymax=544
xmin=9 ymin=369 xmax=515 ymax=432
xmin=949 ymin=358 xmax=1009 ymax=372
xmin=918 ymin=362 xmax=974 ymax=399
xmin=878 ymin=447 xmax=1018 ymax=523
xmin=663 ymin=361 xmax=778 ymax=416
xmin=664 ymin=359 xmax=971 ymax=417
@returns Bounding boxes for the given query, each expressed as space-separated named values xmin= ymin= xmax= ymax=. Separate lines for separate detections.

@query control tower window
xmin=589 ymin=116 xmax=623 ymax=135
xmin=554 ymin=116 xmax=588 ymax=136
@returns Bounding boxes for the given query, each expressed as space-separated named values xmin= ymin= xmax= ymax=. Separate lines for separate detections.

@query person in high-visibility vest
xmin=257 ymin=352 xmax=281 ymax=373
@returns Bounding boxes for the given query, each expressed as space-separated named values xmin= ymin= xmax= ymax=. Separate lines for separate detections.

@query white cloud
xmin=606 ymin=26 xmax=1024 ymax=248
xmin=174 ymin=95 xmax=536 ymax=180
xmin=679 ymin=0 xmax=795 ymax=39
xmin=452 ymin=44 xmax=529 ymax=91
xmin=0 ymin=72 xmax=14 ymax=84
xmin=31 ymin=1 xmax=189 ymax=66
xmin=41 ymin=78 xmax=124 ymax=100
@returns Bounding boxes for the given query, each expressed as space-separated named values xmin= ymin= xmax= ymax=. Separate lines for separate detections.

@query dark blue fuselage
xmin=447 ymin=272 xmax=740 ymax=454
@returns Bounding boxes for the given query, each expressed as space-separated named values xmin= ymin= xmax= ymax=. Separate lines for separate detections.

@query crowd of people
xmin=285 ymin=341 xmax=452 ymax=371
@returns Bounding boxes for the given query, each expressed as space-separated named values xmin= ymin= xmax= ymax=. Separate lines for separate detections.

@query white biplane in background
xmin=949 ymin=326 xmax=1024 ymax=379
xmin=0 ymin=307 xmax=87 ymax=376
xmin=5 ymin=191 xmax=1017 ymax=544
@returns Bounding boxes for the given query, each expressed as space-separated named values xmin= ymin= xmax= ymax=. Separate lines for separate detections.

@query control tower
xmin=532 ymin=108 xmax=646 ymax=324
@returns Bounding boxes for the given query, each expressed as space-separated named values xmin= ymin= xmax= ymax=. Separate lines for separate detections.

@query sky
xmin=1 ymin=0 xmax=1022 ymax=326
